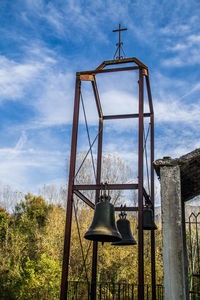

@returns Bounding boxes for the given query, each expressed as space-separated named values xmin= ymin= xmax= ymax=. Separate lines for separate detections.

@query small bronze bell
xmin=84 ymin=192 xmax=122 ymax=242
xmin=112 ymin=211 xmax=137 ymax=246
xmin=143 ymin=206 xmax=157 ymax=230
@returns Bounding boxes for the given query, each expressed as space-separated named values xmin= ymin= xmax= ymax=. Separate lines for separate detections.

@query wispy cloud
xmin=0 ymin=43 xmax=76 ymax=127
xmin=0 ymin=55 xmax=43 ymax=101
xmin=10 ymin=131 xmax=27 ymax=157
xmin=0 ymin=131 xmax=67 ymax=192
xmin=154 ymin=100 xmax=200 ymax=124
xmin=0 ymin=0 xmax=199 ymax=197
xmin=34 ymin=71 xmax=74 ymax=126
xmin=161 ymin=26 xmax=200 ymax=67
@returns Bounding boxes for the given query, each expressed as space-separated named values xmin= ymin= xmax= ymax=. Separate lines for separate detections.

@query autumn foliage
xmin=0 ymin=154 xmax=164 ymax=299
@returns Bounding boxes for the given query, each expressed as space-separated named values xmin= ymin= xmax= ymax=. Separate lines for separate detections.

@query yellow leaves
xmin=68 ymin=209 xmax=163 ymax=285
xmin=0 ymin=190 xmax=164 ymax=300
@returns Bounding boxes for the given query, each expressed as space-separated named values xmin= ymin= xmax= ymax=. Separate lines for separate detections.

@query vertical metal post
xmin=138 ymin=68 xmax=144 ymax=300
xmin=60 ymin=76 xmax=81 ymax=300
xmin=182 ymin=202 xmax=189 ymax=300
xmin=145 ymin=73 xmax=156 ymax=300
xmin=91 ymin=115 xmax=103 ymax=299
xmin=150 ymin=113 xmax=156 ymax=300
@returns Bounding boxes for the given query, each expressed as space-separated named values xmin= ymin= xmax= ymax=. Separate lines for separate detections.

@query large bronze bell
xmin=112 ymin=211 xmax=137 ymax=246
xmin=84 ymin=193 xmax=122 ymax=242
xmin=143 ymin=206 xmax=157 ymax=230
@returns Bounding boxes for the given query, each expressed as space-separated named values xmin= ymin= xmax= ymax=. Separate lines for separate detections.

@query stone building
xmin=154 ymin=148 xmax=200 ymax=300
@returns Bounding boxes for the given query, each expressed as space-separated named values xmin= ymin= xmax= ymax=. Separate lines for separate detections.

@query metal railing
xmin=67 ymin=281 xmax=164 ymax=299
xmin=185 ymin=212 xmax=200 ymax=298
xmin=189 ymin=290 xmax=200 ymax=300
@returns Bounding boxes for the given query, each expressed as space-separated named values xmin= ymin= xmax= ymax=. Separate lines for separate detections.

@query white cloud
xmin=167 ymin=44 xmax=188 ymax=52
xmin=34 ymin=72 xmax=74 ymax=126
xmin=101 ymin=90 xmax=138 ymax=115
xmin=150 ymin=71 xmax=200 ymax=125
xmin=154 ymin=100 xmax=200 ymax=124
xmin=161 ymin=31 xmax=200 ymax=67
xmin=43 ymin=5 xmax=65 ymax=34
xmin=180 ymin=82 xmax=200 ymax=99
xmin=0 ymin=44 xmax=76 ymax=127
xmin=188 ymin=34 xmax=200 ymax=43
xmin=8 ymin=131 xmax=28 ymax=159
xmin=0 ymin=55 xmax=44 ymax=101
xmin=160 ymin=24 xmax=191 ymax=36
xmin=0 ymin=140 xmax=67 ymax=193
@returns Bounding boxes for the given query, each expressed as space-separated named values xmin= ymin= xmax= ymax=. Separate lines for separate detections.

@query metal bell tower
xmin=60 ymin=26 xmax=156 ymax=300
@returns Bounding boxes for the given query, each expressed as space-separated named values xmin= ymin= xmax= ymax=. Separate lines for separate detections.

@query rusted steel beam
xmin=73 ymin=190 xmax=95 ymax=209
xmin=91 ymin=117 xmax=103 ymax=300
xmin=60 ymin=76 xmax=81 ymax=300
xmin=95 ymin=57 xmax=148 ymax=70
xmin=150 ymin=113 xmax=156 ymax=300
xmin=138 ymin=68 xmax=144 ymax=300
xmin=115 ymin=206 xmax=138 ymax=211
xmin=77 ymin=66 xmax=139 ymax=76
xmin=103 ymin=58 xmax=136 ymax=65
xmin=99 ymin=66 xmax=139 ymax=73
xmin=92 ymin=78 xmax=103 ymax=118
xmin=95 ymin=61 xmax=106 ymax=71
xmin=145 ymin=74 xmax=154 ymax=115
xmin=73 ymin=194 xmax=139 ymax=212
xmin=133 ymin=58 xmax=148 ymax=69
xmin=73 ymin=183 xmax=138 ymax=191
xmin=80 ymin=74 xmax=95 ymax=81
xmin=103 ymin=113 xmax=150 ymax=120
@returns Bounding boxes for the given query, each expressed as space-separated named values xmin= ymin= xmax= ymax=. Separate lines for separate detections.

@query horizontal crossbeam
xmin=103 ymin=113 xmax=151 ymax=120
xmin=74 ymin=190 xmax=139 ymax=212
xmin=73 ymin=183 xmax=138 ymax=191
xmin=115 ymin=206 xmax=138 ymax=211
xmin=95 ymin=58 xmax=148 ymax=70
xmin=77 ymin=66 xmax=139 ymax=76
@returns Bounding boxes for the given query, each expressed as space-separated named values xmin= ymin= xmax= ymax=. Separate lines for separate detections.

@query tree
xmin=0 ymin=206 xmax=9 ymax=245
xmin=0 ymin=153 xmax=164 ymax=299
xmin=75 ymin=152 xmax=135 ymax=207
xmin=0 ymin=184 xmax=24 ymax=212
xmin=0 ymin=194 xmax=59 ymax=299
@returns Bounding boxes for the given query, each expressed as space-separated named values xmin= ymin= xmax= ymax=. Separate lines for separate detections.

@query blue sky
xmin=0 ymin=0 xmax=200 ymax=199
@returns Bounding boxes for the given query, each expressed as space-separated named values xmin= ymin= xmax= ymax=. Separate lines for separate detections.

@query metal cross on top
xmin=113 ymin=24 xmax=127 ymax=60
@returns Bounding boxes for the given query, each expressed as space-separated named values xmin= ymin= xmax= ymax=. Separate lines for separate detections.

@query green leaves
xmin=15 ymin=193 xmax=52 ymax=228
xmin=0 ymin=194 xmax=62 ymax=299
xmin=19 ymin=254 xmax=60 ymax=299
xmin=0 ymin=192 xmax=164 ymax=299
xmin=0 ymin=206 xmax=9 ymax=245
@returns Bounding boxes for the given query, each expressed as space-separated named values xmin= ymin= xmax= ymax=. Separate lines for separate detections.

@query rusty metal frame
xmin=60 ymin=58 xmax=156 ymax=300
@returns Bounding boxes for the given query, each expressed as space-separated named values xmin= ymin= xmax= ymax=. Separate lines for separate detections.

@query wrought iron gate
xmin=185 ymin=211 xmax=200 ymax=299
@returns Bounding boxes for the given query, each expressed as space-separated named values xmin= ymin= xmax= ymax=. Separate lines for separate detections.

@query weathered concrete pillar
xmin=157 ymin=161 xmax=188 ymax=300
xmin=154 ymin=149 xmax=200 ymax=300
